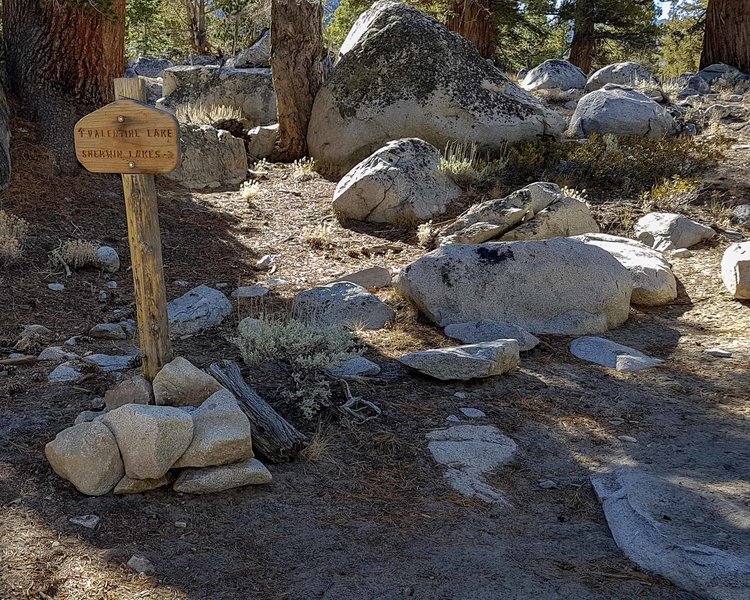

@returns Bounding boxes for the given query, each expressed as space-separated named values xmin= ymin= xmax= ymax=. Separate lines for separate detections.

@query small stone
xmin=334 ymin=266 xmax=392 ymax=289
xmin=74 ymin=410 xmax=102 ymax=425
xmin=292 ymin=281 xmax=395 ymax=330
xmin=446 ymin=415 xmax=461 ymax=423
xmin=618 ymin=435 xmax=638 ymax=443
xmin=64 ymin=337 xmax=77 ymax=346
xmin=459 ymin=407 xmax=486 ymax=418
xmin=38 ymin=346 xmax=77 ymax=362
xmin=326 ymin=357 xmax=381 ymax=379
xmin=167 ymin=285 xmax=232 ymax=336
xmin=96 ymin=246 xmax=121 ymax=272
xmin=215 ymin=282 xmax=229 ymax=289
xmin=82 ymin=353 xmax=139 ymax=372
xmin=69 ymin=515 xmax=100 ymax=529
xmin=173 ymin=458 xmax=272 ymax=494
xmin=48 ymin=283 xmax=65 ymax=291
xmin=20 ymin=324 xmax=53 ymax=338
xmin=174 ymin=521 xmax=187 ymax=528
xmin=705 ymin=348 xmax=732 ymax=358
xmin=107 ymin=281 xmax=118 ymax=289
xmin=98 ymin=292 xmax=109 ymax=302
xmin=609 ymin=418 xmax=625 ymax=426
xmin=89 ymin=323 xmax=128 ymax=340
xmin=256 ymin=255 xmax=275 ymax=270
xmin=453 ymin=392 xmax=468 ymax=399
xmin=174 ymin=280 xmax=190 ymax=287
xmin=127 ymin=555 xmax=155 ymax=575
xmin=538 ymin=479 xmax=558 ymax=489
xmin=570 ymin=337 xmax=662 ymax=372
xmin=113 ymin=474 xmax=170 ymax=495
xmin=444 ymin=320 xmax=540 ymax=351
xmin=104 ymin=375 xmax=154 ymax=410
xmin=152 ymin=356 xmax=223 ymax=407
xmin=231 ymin=284 xmax=270 ymax=298
xmin=48 ymin=361 xmax=83 ymax=383
xmin=90 ymin=397 xmax=105 ymax=410
xmin=670 ymin=248 xmax=693 ymax=258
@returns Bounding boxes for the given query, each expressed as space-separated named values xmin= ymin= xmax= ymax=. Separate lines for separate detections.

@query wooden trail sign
xmin=75 ymin=77 xmax=176 ymax=380
xmin=74 ymin=99 xmax=180 ymax=174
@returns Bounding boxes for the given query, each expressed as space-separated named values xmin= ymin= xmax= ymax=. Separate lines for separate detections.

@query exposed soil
xmin=1 ymin=110 xmax=749 ymax=600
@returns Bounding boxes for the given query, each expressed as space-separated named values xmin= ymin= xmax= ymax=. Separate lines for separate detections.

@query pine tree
xmin=700 ymin=0 xmax=750 ymax=72
xmin=3 ymin=0 xmax=126 ymax=173
xmin=559 ymin=0 xmax=659 ymax=73
xmin=270 ymin=0 xmax=324 ymax=160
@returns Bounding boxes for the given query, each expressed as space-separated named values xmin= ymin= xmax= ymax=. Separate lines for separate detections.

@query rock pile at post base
xmin=45 ymin=356 xmax=271 ymax=496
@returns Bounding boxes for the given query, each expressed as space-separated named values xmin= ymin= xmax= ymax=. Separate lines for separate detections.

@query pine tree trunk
xmin=3 ymin=0 xmax=125 ymax=174
xmin=700 ymin=0 xmax=750 ymax=72
xmin=447 ymin=0 xmax=494 ymax=58
xmin=186 ymin=0 xmax=210 ymax=55
xmin=270 ymin=0 xmax=323 ymax=161
xmin=569 ymin=11 xmax=595 ymax=73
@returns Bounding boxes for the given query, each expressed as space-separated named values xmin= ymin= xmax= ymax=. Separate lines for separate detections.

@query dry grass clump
xmin=176 ymin=102 xmax=245 ymax=127
xmin=439 ymin=140 xmax=508 ymax=189
xmin=304 ymin=222 xmax=335 ymax=249
xmin=292 ymin=157 xmax=317 ymax=181
xmin=51 ymin=239 xmax=98 ymax=271
xmin=640 ymin=175 xmax=700 ymax=213
xmin=0 ymin=210 xmax=29 ymax=263
xmin=234 ymin=316 xmax=362 ymax=419
xmin=240 ymin=180 xmax=261 ymax=202
xmin=504 ymin=133 xmax=726 ymax=195
xmin=299 ymin=426 xmax=336 ymax=463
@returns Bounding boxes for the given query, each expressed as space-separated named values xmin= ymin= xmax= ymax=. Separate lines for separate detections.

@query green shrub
xmin=504 ymin=134 xmax=726 ymax=195
xmin=233 ymin=317 xmax=362 ymax=419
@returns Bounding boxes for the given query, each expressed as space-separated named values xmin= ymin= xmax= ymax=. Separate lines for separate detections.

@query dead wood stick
xmin=206 ymin=360 xmax=308 ymax=463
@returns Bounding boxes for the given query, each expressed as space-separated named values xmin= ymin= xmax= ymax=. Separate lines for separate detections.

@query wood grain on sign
xmin=74 ymin=99 xmax=180 ymax=174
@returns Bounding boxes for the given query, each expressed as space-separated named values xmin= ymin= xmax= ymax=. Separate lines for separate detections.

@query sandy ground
xmin=1 ymin=113 xmax=749 ymax=599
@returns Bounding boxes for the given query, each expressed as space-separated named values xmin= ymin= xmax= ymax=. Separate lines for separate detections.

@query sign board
xmin=74 ymin=99 xmax=180 ymax=174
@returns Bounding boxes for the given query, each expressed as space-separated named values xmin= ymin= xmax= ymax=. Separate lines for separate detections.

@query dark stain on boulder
xmin=476 ymin=246 xmax=514 ymax=264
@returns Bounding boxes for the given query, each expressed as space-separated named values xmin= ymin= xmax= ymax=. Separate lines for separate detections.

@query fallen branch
xmin=206 ymin=360 xmax=308 ymax=463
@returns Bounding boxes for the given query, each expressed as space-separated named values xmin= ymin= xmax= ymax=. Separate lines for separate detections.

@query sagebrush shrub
xmin=0 ymin=211 xmax=29 ymax=264
xmin=233 ymin=317 xmax=362 ymax=419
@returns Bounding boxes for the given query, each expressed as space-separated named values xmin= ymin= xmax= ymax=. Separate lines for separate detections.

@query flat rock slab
xmin=426 ymin=425 xmax=517 ymax=504
xmin=114 ymin=474 xmax=171 ymax=495
xmin=334 ymin=266 xmax=392 ymax=289
xmin=570 ymin=337 xmax=662 ymax=372
xmin=444 ymin=320 xmax=539 ymax=351
xmin=168 ymin=285 xmax=232 ymax=336
xmin=173 ymin=458 xmax=272 ymax=494
xmin=592 ymin=469 xmax=750 ymax=599
xmin=399 ymin=341 xmax=520 ymax=381
xmin=635 ymin=212 xmax=715 ymax=251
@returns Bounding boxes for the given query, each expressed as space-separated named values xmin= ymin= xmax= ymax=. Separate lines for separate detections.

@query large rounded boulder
xmin=586 ymin=62 xmax=660 ymax=92
xmin=393 ymin=238 xmax=632 ymax=335
xmin=308 ymin=1 xmax=565 ymax=174
xmin=333 ymin=138 xmax=460 ymax=227
xmin=521 ymin=60 xmax=587 ymax=92
xmin=569 ymin=86 xmax=676 ymax=139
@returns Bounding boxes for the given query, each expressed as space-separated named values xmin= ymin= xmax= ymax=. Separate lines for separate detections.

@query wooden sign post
xmin=74 ymin=78 xmax=178 ymax=380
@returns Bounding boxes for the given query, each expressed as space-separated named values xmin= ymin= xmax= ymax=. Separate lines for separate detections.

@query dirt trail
xmin=1 ymin=116 xmax=749 ymax=599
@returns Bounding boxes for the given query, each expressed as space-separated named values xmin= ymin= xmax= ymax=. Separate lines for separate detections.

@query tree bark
xmin=270 ymin=0 xmax=323 ymax=161
xmin=447 ymin=0 xmax=494 ymax=58
xmin=700 ymin=0 xmax=750 ymax=72
xmin=569 ymin=8 xmax=596 ymax=73
xmin=3 ymin=0 xmax=125 ymax=174
xmin=185 ymin=0 xmax=210 ymax=55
